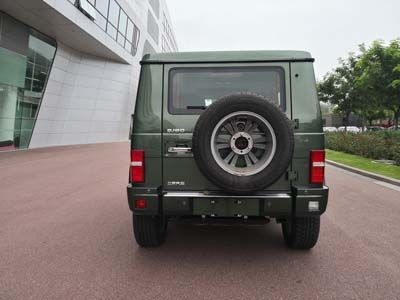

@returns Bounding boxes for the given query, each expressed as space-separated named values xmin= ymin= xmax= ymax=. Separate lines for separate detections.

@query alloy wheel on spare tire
xmin=192 ymin=93 xmax=294 ymax=194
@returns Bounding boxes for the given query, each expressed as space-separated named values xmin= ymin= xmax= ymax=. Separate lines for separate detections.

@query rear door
xmin=162 ymin=63 xmax=292 ymax=192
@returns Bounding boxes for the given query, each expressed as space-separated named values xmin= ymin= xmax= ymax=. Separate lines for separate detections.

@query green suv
xmin=127 ymin=51 xmax=328 ymax=249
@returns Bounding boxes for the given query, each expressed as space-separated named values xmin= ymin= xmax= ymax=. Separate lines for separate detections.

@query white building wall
xmin=30 ymin=42 xmax=139 ymax=147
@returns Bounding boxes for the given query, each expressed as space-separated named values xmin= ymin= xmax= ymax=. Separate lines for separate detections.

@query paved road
xmin=1 ymin=143 xmax=399 ymax=300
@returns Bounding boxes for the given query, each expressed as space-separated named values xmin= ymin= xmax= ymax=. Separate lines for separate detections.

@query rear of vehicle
xmin=323 ymin=126 xmax=337 ymax=132
xmin=127 ymin=51 xmax=328 ymax=249
xmin=338 ymin=126 xmax=361 ymax=133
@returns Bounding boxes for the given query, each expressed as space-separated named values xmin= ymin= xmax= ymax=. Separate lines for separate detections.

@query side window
xmin=169 ymin=67 xmax=285 ymax=114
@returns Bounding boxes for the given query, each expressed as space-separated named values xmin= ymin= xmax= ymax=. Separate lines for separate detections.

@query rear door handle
xmin=168 ymin=147 xmax=192 ymax=153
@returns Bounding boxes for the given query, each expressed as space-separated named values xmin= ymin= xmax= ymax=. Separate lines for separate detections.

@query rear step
xmin=172 ymin=216 xmax=270 ymax=225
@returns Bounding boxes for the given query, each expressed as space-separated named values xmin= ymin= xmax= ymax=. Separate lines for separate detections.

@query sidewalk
xmin=326 ymin=159 xmax=400 ymax=187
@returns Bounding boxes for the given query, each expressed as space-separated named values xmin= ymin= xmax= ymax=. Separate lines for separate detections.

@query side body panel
xmin=131 ymin=64 xmax=163 ymax=188
xmin=290 ymin=62 xmax=324 ymax=187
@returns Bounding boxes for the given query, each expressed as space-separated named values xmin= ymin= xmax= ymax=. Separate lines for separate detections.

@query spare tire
xmin=192 ymin=93 xmax=294 ymax=194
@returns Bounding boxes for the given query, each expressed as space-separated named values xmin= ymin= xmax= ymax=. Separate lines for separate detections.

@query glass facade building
xmin=0 ymin=0 xmax=177 ymax=151
xmin=0 ymin=12 xmax=56 ymax=150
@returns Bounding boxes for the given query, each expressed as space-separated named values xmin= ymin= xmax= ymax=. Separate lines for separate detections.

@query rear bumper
xmin=127 ymin=185 xmax=329 ymax=218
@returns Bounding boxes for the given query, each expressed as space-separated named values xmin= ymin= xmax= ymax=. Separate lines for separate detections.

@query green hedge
xmin=325 ymin=131 xmax=400 ymax=165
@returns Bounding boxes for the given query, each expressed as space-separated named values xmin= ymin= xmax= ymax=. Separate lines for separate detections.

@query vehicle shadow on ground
xmin=130 ymin=222 xmax=315 ymax=266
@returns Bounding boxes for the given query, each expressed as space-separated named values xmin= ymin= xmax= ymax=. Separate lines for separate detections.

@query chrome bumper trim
xmin=163 ymin=191 xmax=291 ymax=199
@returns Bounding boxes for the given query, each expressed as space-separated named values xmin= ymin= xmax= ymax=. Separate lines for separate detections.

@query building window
xmin=148 ymin=0 xmax=160 ymax=18
xmin=108 ymin=0 xmax=119 ymax=27
xmin=71 ymin=0 xmax=140 ymax=56
xmin=126 ymin=19 xmax=134 ymax=44
xmin=0 ymin=12 xmax=56 ymax=151
xmin=106 ymin=23 xmax=117 ymax=40
xmin=94 ymin=14 xmax=107 ymax=31
xmin=163 ymin=13 xmax=177 ymax=52
xmin=95 ymin=0 xmax=109 ymax=17
xmin=147 ymin=10 xmax=159 ymax=44
xmin=118 ymin=11 xmax=127 ymax=36
xmin=162 ymin=36 xmax=171 ymax=53
xmin=131 ymin=26 xmax=140 ymax=56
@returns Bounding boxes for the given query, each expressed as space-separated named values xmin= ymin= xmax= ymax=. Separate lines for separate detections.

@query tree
xmin=318 ymin=54 xmax=363 ymax=130
xmin=357 ymin=39 xmax=400 ymax=128
xmin=356 ymin=105 xmax=386 ymax=126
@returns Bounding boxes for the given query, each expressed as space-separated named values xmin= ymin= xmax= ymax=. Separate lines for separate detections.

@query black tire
xmin=282 ymin=216 xmax=320 ymax=249
xmin=192 ymin=93 xmax=294 ymax=194
xmin=133 ymin=214 xmax=167 ymax=247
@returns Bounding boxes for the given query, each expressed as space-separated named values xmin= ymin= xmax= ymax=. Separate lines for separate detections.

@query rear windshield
xmin=169 ymin=67 xmax=285 ymax=114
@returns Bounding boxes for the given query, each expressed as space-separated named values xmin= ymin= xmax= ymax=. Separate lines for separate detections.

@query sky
xmin=166 ymin=0 xmax=400 ymax=79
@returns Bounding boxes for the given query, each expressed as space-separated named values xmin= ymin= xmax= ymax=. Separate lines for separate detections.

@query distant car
xmin=388 ymin=125 xmax=399 ymax=131
xmin=323 ymin=126 xmax=337 ymax=132
xmin=338 ymin=126 xmax=361 ymax=133
xmin=366 ymin=126 xmax=384 ymax=131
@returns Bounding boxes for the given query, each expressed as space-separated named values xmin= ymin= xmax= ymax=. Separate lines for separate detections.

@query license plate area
xmin=193 ymin=198 xmax=260 ymax=217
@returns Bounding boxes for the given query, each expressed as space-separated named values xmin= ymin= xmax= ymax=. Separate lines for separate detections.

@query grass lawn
xmin=326 ymin=149 xmax=400 ymax=180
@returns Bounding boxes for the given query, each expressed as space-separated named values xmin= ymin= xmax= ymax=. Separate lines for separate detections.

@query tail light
xmin=130 ymin=150 xmax=145 ymax=183
xmin=310 ymin=150 xmax=325 ymax=184
xmin=135 ymin=199 xmax=147 ymax=209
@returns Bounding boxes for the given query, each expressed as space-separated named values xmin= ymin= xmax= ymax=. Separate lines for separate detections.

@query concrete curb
xmin=326 ymin=160 xmax=400 ymax=187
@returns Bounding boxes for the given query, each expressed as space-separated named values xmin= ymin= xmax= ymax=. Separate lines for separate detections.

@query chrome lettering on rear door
xmin=167 ymin=128 xmax=185 ymax=133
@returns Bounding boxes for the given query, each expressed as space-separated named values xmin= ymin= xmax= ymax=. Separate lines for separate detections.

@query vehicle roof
xmin=141 ymin=50 xmax=314 ymax=64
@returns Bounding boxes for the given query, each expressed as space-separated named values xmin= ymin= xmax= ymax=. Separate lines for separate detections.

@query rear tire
xmin=133 ymin=214 xmax=167 ymax=247
xmin=282 ymin=216 xmax=320 ymax=249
